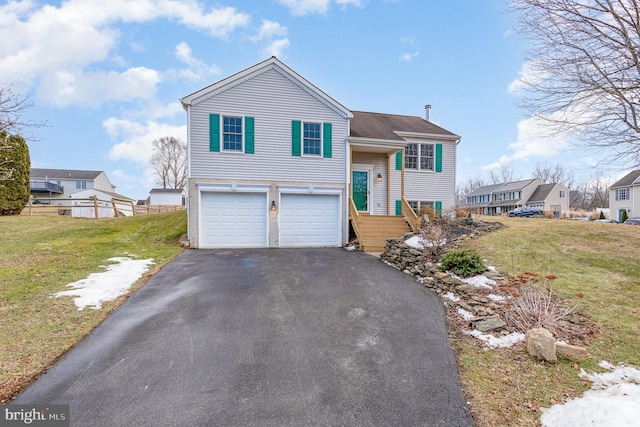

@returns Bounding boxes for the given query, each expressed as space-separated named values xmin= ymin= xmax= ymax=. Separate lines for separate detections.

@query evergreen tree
xmin=0 ymin=132 xmax=31 ymax=215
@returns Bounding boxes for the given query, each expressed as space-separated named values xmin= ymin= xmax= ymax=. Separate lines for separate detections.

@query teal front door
xmin=352 ymin=170 xmax=368 ymax=211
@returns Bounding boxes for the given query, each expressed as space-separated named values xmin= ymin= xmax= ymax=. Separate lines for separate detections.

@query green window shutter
xmin=245 ymin=116 xmax=254 ymax=154
xmin=395 ymin=200 xmax=402 ymax=216
xmin=395 ymin=151 xmax=402 ymax=170
xmin=435 ymin=143 xmax=443 ymax=172
xmin=435 ymin=201 xmax=442 ymax=215
xmin=209 ymin=114 xmax=220 ymax=152
xmin=323 ymin=122 xmax=332 ymax=158
xmin=292 ymin=120 xmax=301 ymax=156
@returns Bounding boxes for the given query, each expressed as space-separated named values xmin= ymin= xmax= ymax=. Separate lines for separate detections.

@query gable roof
xmin=527 ymin=183 xmax=557 ymax=203
xmin=31 ymin=168 xmax=103 ymax=180
xmin=610 ymin=169 xmax=640 ymax=188
xmin=350 ymin=111 xmax=459 ymax=141
xmin=180 ymin=56 xmax=353 ymax=119
xmin=466 ymin=183 xmax=503 ymax=198
xmin=68 ymin=188 xmax=134 ymax=201
xmin=495 ymin=178 xmax=540 ymax=192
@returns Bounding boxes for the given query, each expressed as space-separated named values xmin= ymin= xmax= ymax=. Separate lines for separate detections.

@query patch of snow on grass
xmin=459 ymin=275 xmax=496 ymax=289
xmin=457 ymin=308 xmax=474 ymax=320
xmin=404 ymin=235 xmax=446 ymax=249
xmin=465 ymin=330 xmax=525 ymax=348
xmin=487 ymin=266 xmax=498 ymax=272
xmin=488 ymin=294 xmax=507 ymax=302
xmin=443 ymin=292 xmax=460 ymax=302
xmin=541 ymin=361 xmax=640 ymax=427
xmin=53 ymin=257 xmax=154 ymax=310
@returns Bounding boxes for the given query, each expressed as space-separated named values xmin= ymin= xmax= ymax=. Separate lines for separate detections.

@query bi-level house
xmin=609 ymin=169 xmax=640 ymax=222
xmin=180 ymin=57 xmax=460 ymax=252
xmin=30 ymin=168 xmax=118 ymax=200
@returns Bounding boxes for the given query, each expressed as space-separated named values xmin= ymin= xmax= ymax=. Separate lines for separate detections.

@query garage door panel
xmin=280 ymin=194 xmax=340 ymax=247
xmin=201 ymin=192 xmax=267 ymax=248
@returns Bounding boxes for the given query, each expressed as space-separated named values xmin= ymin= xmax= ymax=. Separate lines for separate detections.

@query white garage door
xmin=201 ymin=192 xmax=267 ymax=248
xmin=280 ymin=194 xmax=341 ymax=247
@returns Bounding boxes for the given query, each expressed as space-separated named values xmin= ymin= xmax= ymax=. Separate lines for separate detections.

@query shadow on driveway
xmin=15 ymin=248 xmax=474 ymax=426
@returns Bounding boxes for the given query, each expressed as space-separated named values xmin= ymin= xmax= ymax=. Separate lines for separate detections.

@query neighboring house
xmin=609 ymin=169 xmax=640 ymax=222
xmin=465 ymin=179 xmax=569 ymax=216
xmin=148 ymin=188 xmax=185 ymax=206
xmin=30 ymin=168 xmax=117 ymax=203
xmin=180 ymin=57 xmax=460 ymax=249
xmin=526 ymin=183 xmax=569 ymax=216
xmin=464 ymin=184 xmax=503 ymax=215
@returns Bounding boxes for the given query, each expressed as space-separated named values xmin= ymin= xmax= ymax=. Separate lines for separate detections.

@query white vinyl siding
xmin=189 ymin=68 xmax=348 ymax=184
xmin=404 ymin=139 xmax=456 ymax=211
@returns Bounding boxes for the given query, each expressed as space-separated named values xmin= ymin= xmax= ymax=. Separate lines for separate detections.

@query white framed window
xmin=408 ymin=200 xmax=434 ymax=213
xmin=222 ymin=116 xmax=243 ymax=151
xmin=405 ymin=143 xmax=434 ymax=171
xmin=303 ymin=122 xmax=321 ymax=156
xmin=76 ymin=181 xmax=86 ymax=189
xmin=559 ymin=190 xmax=565 ymax=198
xmin=616 ymin=188 xmax=628 ymax=201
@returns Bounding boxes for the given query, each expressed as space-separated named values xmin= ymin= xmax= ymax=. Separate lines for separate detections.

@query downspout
xmin=401 ymin=148 xmax=405 ymax=204
xmin=387 ymin=154 xmax=391 ymax=216
xmin=186 ymin=104 xmax=192 ymax=244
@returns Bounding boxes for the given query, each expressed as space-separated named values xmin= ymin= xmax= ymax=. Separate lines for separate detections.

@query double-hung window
xmin=223 ymin=116 xmax=243 ymax=151
xmin=405 ymin=143 xmax=435 ymax=171
xmin=303 ymin=122 xmax=321 ymax=156
xmin=76 ymin=181 xmax=87 ymax=189
xmin=616 ymin=188 xmax=628 ymax=201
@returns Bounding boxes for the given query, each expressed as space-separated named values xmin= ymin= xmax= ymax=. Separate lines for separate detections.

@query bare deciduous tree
xmin=0 ymin=84 xmax=43 ymax=136
xmin=569 ymin=172 xmax=611 ymax=210
xmin=455 ymin=177 xmax=487 ymax=206
xmin=510 ymin=0 xmax=640 ymax=167
xmin=489 ymin=162 xmax=521 ymax=184
xmin=532 ymin=162 xmax=575 ymax=188
xmin=151 ymin=136 xmax=187 ymax=189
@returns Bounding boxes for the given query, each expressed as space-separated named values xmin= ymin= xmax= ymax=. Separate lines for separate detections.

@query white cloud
xmin=399 ymin=50 xmax=419 ymax=62
xmin=167 ymin=41 xmax=221 ymax=82
xmin=482 ymin=115 xmax=570 ymax=171
xmin=38 ymin=67 xmax=161 ymax=107
xmin=250 ymin=20 xmax=289 ymax=58
xmin=105 ymin=117 xmax=187 ymax=164
xmin=508 ymin=60 xmax=550 ymax=93
xmin=0 ymin=0 xmax=248 ymax=105
xmin=276 ymin=0 xmax=363 ymax=15
xmin=264 ymin=38 xmax=290 ymax=58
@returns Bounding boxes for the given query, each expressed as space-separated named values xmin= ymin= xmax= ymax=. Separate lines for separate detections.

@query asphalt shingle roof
xmin=30 ymin=168 xmax=103 ymax=180
xmin=527 ymin=183 xmax=556 ymax=203
xmin=610 ymin=169 xmax=640 ymax=188
xmin=350 ymin=111 xmax=459 ymax=140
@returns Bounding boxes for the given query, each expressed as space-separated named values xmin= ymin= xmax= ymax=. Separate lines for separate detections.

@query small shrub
xmin=599 ymin=210 xmax=606 ymax=219
xmin=621 ymin=210 xmax=629 ymax=223
xmin=440 ymin=248 xmax=486 ymax=277
xmin=0 ymin=132 xmax=31 ymax=215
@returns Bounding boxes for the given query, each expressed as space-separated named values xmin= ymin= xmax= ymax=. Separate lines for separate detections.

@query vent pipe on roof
xmin=424 ymin=104 xmax=432 ymax=121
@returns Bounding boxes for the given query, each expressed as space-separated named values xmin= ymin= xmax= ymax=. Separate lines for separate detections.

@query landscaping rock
xmin=555 ymin=342 xmax=588 ymax=359
xmin=525 ymin=328 xmax=557 ymax=363
xmin=470 ymin=315 xmax=507 ymax=333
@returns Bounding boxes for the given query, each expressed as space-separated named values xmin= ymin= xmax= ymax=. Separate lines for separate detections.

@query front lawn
xmin=0 ymin=211 xmax=186 ymax=402
xmin=456 ymin=216 xmax=640 ymax=426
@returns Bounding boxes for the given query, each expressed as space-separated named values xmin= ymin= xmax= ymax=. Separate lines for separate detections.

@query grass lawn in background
xmin=455 ymin=215 xmax=640 ymax=426
xmin=0 ymin=211 xmax=187 ymax=402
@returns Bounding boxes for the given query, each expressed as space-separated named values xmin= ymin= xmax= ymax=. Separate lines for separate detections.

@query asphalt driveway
xmin=15 ymin=248 xmax=474 ymax=426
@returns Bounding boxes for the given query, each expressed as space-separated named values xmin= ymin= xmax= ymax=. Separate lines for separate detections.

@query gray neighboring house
xmin=29 ymin=168 xmax=130 ymax=205
xmin=465 ymin=178 xmax=569 ymax=216
xmin=609 ymin=169 xmax=640 ymax=222
xmin=464 ymin=184 xmax=503 ymax=215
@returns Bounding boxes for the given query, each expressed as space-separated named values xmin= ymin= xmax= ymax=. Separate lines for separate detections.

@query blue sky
xmin=0 ymin=0 xmax=619 ymax=200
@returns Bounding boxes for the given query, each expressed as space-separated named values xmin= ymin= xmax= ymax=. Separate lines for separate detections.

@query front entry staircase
xmin=354 ymin=214 xmax=411 ymax=253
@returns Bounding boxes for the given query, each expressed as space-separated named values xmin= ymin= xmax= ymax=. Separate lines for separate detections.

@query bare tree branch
xmin=151 ymin=136 xmax=187 ymax=189
xmin=0 ymin=84 xmax=45 ymax=137
xmin=510 ymin=0 xmax=640 ymax=167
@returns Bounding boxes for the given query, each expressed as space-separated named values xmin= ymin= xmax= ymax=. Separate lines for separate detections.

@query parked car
xmin=508 ymin=207 xmax=544 ymax=217
xmin=623 ymin=218 xmax=640 ymax=225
